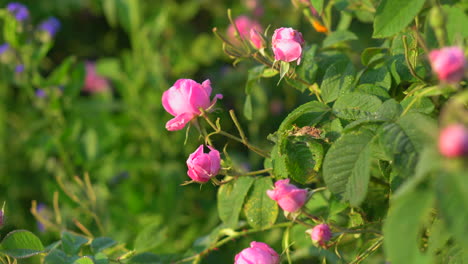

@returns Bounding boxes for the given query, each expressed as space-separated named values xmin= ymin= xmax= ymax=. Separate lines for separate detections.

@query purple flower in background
xmin=36 ymin=203 xmax=47 ymax=232
xmin=0 ymin=43 xmax=10 ymax=55
xmin=35 ymin=89 xmax=46 ymax=98
xmin=38 ymin=17 xmax=61 ymax=37
xmin=6 ymin=2 xmax=29 ymax=21
xmin=15 ymin=64 xmax=24 ymax=73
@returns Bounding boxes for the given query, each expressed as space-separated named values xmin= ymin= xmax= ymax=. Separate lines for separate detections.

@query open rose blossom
xmin=186 ymin=145 xmax=221 ymax=183
xmin=438 ymin=124 xmax=468 ymax=157
xmin=267 ymin=179 xmax=308 ymax=212
xmin=272 ymin=27 xmax=305 ymax=65
xmin=306 ymin=224 xmax=332 ymax=246
xmin=83 ymin=62 xmax=110 ymax=94
xmin=162 ymin=79 xmax=222 ymax=131
xmin=235 ymin=241 xmax=280 ymax=264
xmin=429 ymin=47 xmax=466 ymax=83
xmin=227 ymin=16 xmax=262 ymax=46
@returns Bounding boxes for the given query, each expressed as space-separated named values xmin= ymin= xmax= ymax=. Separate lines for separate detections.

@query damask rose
xmin=429 ymin=47 xmax=466 ymax=83
xmin=306 ymin=224 xmax=332 ymax=246
xmin=267 ymin=179 xmax=308 ymax=212
xmin=272 ymin=27 xmax=305 ymax=64
xmin=186 ymin=145 xmax=221 ymax=183
xmin=162 ymin=79 xmax=222 ymax=131
xmin=235 ymin=241 xmax=280 ymax=264
xmin=438 ymin=124 xmax=468 ymax=157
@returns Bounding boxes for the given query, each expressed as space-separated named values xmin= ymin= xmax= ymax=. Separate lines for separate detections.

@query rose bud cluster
xmin=186 ymin=145 xmax=221 ymax=183
xmin=272 ymin=27 xmax=305 ymax=65
xmin=438 ymin=124 xmax=468 ymax=158
xmin=306 ymin=224 xmax=332 ymax=247
xmin=429 ymin=46 xmax=466 ymax=83
xmin=235 ymin=241 xmax=280 ymax=264
xmin=227 ymin=16 xmax=264 ymax=49
xmin=162 ymin=79 xmax=222 ymax=131
xmin=267 ymin=179 xmax=308 ymax=213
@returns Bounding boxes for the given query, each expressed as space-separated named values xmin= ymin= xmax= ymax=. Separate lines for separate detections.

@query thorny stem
xmin=174 ymin=222 xmax=293 ymax=264
xmin=199 ymin=110 xmax=270 ymax=158
xmin=402 ymin=36 xmax=427 ymax=84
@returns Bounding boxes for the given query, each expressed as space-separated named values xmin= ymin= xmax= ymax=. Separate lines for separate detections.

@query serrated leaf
xmin=436 ymin=171 xmax=468 ymax=248
xmin=282 ymin=137 xmax=323 ymax=184
xmin=244 ymin=177 xmax=278 ymax=229
xmin=91 ymin=237 xmax=117 ymax=253
xmin=271 ymin=143 xmax=289 ymax=179
xmin=278 ymin=101 xmax=330 ymax=133
xmin=333 ymin=92 xmax=382 ymax=120
xmin=355 ymin=84 xmax=390 ymax=101
xmin=321 ymin=61 xmax=355 ymax=103
xmin=361 ymin=47 xmax=388 ymax=66
xmin=62 ymin=231 xmax=88 ymax=255
xmin=373 ymin=0 xmax=426 ymax=38
xmin=0 ymin=230 xmax=44 ymax=259
xmin=44 ymin=249 xmax=70 ymax=264
xmin=128 ymin=253 xmax=163 ymax=264
xmin=323 ymin=30 xmax=358 ymax=48
xmin=401 ymin=96 xmax=435 ymax=114
xmin=217 ymin=177 xmax=255 ymax=228
xmin=323 ymin=129 xmax=375 ymax=206
xmin=359 ymin=66 xmax=392 ymax=90
xmin=383 ymin=189 xmax=433 ymax=264
xmin=73 ymin=257 xmax=95 ymax=264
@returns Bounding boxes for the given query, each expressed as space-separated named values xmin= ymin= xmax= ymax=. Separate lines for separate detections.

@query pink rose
xmin=306 ymin=224 xmax=332 ymax=246
xmin=438 ymin=124 xmax=468 ymax=157
xmin=429 ymin=47 xmax=466 ymax=83
xmin=250 ymin=28 xmax=265 ymax=49
xmin=227 ymin=16 xmax=263 ymax=45
xmin=235 ymin=241 xmax=280 ymax=264
xmin=272 ymin=27 xmax=305 ymax=65
xmin=266 ymin=179 xmax=308 ymax=212
xmin=162 ymin=79 xmax=222 ymax=131
xmin=83 ymin=62 xmax=110 ymax=93
xmin=186 ymin=145 xmax=221 ymax=183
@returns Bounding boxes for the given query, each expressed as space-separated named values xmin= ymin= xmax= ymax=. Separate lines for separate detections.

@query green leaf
xmin=271 ymin=143 xmax=289 ymax=179
xmin=436 ymin=171 xmax=468 ymax=248
xmin=355 ymin=84 xmax=390 ymax=101
xmin=128 ymin=253 xmax=164 ymax=264
xmin=46 ymin=57 xmax=76 ymax=86
xmin=361 ymin=47 xmax=388 ymax=66
xmin=244 ymin=95 xmax=253 ymax=120
xmin=373 ymin=0 xmax=426 ymax=38
xmin=102 ymin=0 xmax=118 ymax=27
xmin=278 ymin=101 xmax=330 ymax=133
xmin=96 ymin=58 xmax=121 ymax=80
xmin=91 ymin=237 xmax=117 ymax=253
xmin=279 ymin=61 xmax=290 ymax=83
xmin=61 ymin=231 xmax=88 ymax=255
xmin=94 ymin=253 xmax=109 ymax=264
xmin=444 ymin=5 xmax=468 ymax=45
xmin=282 ymin=136 xmax=323 ymax=184
xmin=333 ymin=92 xmax=382 ymax=120
xmin=0 ymin=230 xmax=44 ymax=258
xmin=73 ymin=257 xmax=95 ymax=264
xmin=44 ymin=249 xmax=71 ymax=264
xmin=323 ymin=30 xmax=358 ymax=48
xmin=321 ymin=61 xmax=355 ymax=103
xmin=311 ymin=0 xmax=324 ymax=14
xmin=245 ymin=66 xmax=265 ymax=94
xmin=134 ymin=218 xmax=167 ymax=252
xmin=217 ymin=177 xmax=255 ymax=228
xmin=359 ymin=66 xmax=392 ymax=90
xmin=66 ymin=62 xmax=86 ymax=97
xmin=295 ymin=45 xmax=319 ymax=89
xmin=401 ymin=96 xmax=435 ymax=114
xmin=323 ymin=129 xmax=375 ymax=206
xmin=383 ymin=188 xmax=434 ymax=264
xmin=244 ymin=177 xmax=278 ymax=229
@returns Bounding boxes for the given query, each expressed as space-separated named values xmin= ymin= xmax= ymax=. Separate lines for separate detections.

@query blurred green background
xmin=0 ymin=0 xmax=379 ymax=262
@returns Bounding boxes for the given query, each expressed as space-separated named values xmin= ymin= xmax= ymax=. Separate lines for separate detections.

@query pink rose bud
xmin=83 ymin=62 xmax=110 ymax=93
xmin=186 ymin=145 xmax=221 ymax=183
xmin=429 ymin=47 xmax=466 ymax=83
xmin=250 ymin=29 xmax=265 ymax=49
xmin=272 ymin=27 xmax=305 ymax=65
xmin=266 ymin=179 xmax=308 ymax=212
xmin=227 ymin=16 xmax=263 ymax=45
xmin=438 ymin=124 xmax=468 ymax=157
xmin=162 ymin=79 xmax=223 ymax=131
xmin=306 ymin=224 xmax=332 ymax=246
xmin=235 ymin=241 xmax=280 ymax=264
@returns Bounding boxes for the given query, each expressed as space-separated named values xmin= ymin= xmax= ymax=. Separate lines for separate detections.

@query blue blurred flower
xmin=38 ymin=17 xmax=61 ymax=38
xmin=0 ymin=43 xmax=10 ymax=55
xmin=6 ymin=2 xmax=29 ymax=21
xmin=35 ymin=89 xmax=46 ymax=98
xmin=15 ymin=64 xmax=24 ymax=73
xmin=36 ymin=203 xmax=47 ymax=232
